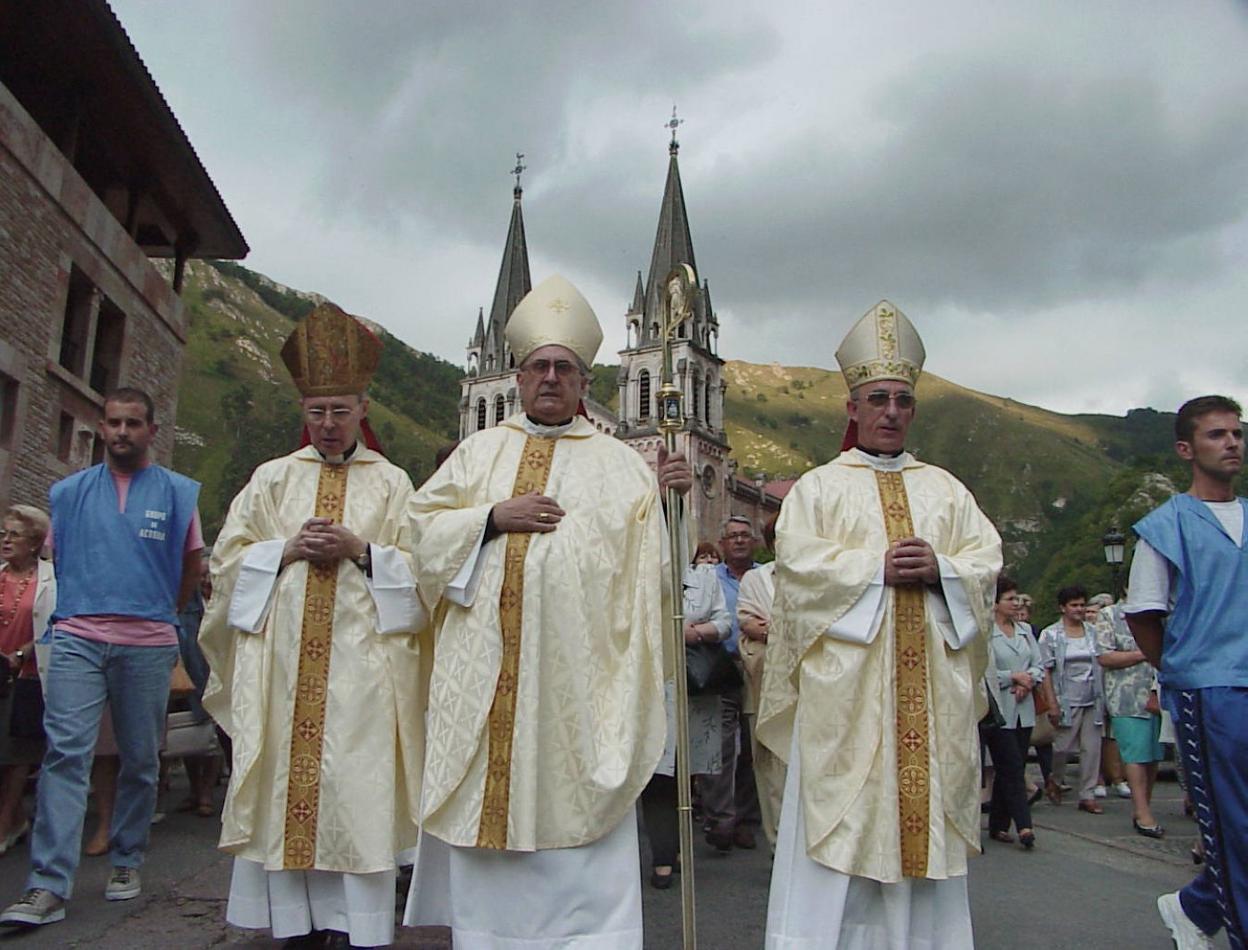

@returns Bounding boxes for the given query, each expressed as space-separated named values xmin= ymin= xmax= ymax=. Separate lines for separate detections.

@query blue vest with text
xmin=50 ymin=464 xmax=200 ymax=625
xmin=1133 ymin=493 xmax=1248 ymax=690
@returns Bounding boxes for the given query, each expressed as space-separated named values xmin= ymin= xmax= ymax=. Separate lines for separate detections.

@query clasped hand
xmin=882 ymin=536 xmax=938 ymax=586
xmin=283 ymin=518 xmax=366 ymax=566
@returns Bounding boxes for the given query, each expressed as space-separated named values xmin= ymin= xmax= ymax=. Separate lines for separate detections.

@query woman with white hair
xmin=0 ymin=505 xmax=55 ymax=853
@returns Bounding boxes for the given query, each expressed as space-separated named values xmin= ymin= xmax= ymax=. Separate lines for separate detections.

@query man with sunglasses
xmin=758 ymin=300 xmax=1001 ymax=948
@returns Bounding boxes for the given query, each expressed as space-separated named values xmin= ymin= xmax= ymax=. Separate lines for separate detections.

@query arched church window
xmin=486 ymin=354 xmax=495 ymax=372
xmin=692 ymin=373 xmax=701 ymax=421
xmin=476 ymin=398 xmax=487 ymax=431
xmin=638 ymin=370 xmax=651 ymax=421
xmin=678 ymin=322 xmax=687 ymax=339
xmin=509 ymin=352 xmax=515 ymax=369
xmin=650 ymin=323 xmax=659 ymax=339
xmin=494 ymin=395 xmax=505 ymax=424
xmin=705 ymin=379 xmax=714 ymax=427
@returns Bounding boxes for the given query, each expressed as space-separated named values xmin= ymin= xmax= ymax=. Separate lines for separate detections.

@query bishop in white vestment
xmin=201 ymin=305 xmax=428 ymax=947
xmin=402 ymin=275 xmax=690 ymax=949
xmin=758 ymin=301 xmax=1001 ymax=949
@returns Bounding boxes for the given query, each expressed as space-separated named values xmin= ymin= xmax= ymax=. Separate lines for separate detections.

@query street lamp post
xmin=1102 ymin=526 xmax=1126 ymax=601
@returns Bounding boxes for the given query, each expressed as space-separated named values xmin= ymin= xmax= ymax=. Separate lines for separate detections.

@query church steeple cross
xmin=511 ymin=152 xmax=527 ymax=196
xmin=666 ymin=105 xmax=683 ymax=153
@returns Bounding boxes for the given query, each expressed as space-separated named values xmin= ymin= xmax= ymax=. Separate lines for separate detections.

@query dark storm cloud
xmin=234 ymin=0 xmax=781 ymax=240
xmin=682 ymin=52 xmax=1248 ymax=327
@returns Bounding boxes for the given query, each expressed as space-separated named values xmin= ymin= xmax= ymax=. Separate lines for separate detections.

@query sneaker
xmin=1157 ymin=892 xmax=1213 ymax=949
xmin=1093 ymin=784 xmax=1107 ymax=798
xmin=1113 ymin=781 xmax=1132 ymax=798
xmin=0 ymin=888 xmax=66 ymax=927
xmin=105 ymin=867 xmax=141 ymax=901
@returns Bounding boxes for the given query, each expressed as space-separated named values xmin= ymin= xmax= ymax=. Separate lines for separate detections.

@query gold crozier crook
xmin=660 ymin=262 xmax=698 ymax=949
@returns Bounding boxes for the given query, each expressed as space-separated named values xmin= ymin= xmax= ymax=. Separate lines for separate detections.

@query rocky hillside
xmin=176 ymin=262 xmax=1191 ymax=624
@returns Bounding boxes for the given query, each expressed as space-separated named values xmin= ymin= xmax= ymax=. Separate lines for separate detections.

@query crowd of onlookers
xmin=979 ymin=579 xmax=1173 ymax=851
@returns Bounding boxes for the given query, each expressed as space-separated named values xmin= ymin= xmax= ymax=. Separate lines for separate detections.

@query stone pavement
xmin=0 ymin=766 xmax=1227 ymax=947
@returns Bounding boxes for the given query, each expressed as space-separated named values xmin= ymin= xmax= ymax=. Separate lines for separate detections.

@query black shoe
xmin=1027 ymin=786 xmax=1044 ymax=806
xmin=650 ymin=869 xmax=674 ymax=890
xmin=1133 ymin=818 xmax=1165 ymax=839
xmin=1019 ymin=830 xmax=1036 ymax=850
xmin=705 ymin=828 xmax=733 ymax=852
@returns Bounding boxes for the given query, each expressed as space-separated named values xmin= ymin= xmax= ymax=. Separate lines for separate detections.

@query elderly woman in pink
xmin=0 ymin=505 xmax=55 ymax=854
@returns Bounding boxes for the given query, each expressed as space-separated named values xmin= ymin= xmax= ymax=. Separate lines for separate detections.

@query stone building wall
xmin=0 ymin=82 xmax=186 ymax=512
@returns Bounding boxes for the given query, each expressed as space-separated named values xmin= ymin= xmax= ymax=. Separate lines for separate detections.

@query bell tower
xmin=616 ymin=114 xmax=729 ymax=542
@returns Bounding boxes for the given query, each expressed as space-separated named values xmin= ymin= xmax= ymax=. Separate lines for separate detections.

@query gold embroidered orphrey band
xmin=282 ymin=462 xmax=349 ymax=869
xmin=874 ymin=470 xmax=931 ymax=878
xmin=477 ymin=435 xmax=558 ymax=848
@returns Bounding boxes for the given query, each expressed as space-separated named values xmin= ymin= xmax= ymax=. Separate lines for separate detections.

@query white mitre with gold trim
xmin=504 ymin=275 xmax=603 ymax=367
xmin=835 ymin=299 xmax=926 ymax=390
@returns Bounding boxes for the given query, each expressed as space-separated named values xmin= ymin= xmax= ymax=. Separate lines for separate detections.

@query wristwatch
xmin=352 ymin=546 xmax=371 ymax=573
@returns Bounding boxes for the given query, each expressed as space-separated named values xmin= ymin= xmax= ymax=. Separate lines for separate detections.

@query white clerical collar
xmin=850 ymin=447 xmax=911 ymax=472
xmin=520 ymin=416 xmax=576 ymax=438
xmin=316 ymin=440 xmax=363 ymax=465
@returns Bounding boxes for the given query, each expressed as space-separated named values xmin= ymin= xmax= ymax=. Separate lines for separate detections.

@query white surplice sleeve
xmin=824 ymin=565 xmax=886 ymax=644
xmin=444 ymin=522 xmax=489 ymax=607
xmin=227 ymin=539 xmax=286 ymax=634
xmin=367 ymin=543 xmax=428 ymax=633
xmin=932 ymin=553 xmax=980 ymax=649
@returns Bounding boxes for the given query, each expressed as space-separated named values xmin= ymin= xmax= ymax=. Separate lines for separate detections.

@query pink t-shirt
xmin=52 ymin=466 xmax=203 ymax=647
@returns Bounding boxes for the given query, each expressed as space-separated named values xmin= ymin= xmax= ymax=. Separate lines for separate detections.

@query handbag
xmin=978 ymin=680 xmax=1006 ymax=733
xmin=1032 ymin=684 xmax=1053 ymax=717
xmin=9 ymin=677 xmax=45 ymax=740
xmin=685 ymin=642 xmax=742 ymax=696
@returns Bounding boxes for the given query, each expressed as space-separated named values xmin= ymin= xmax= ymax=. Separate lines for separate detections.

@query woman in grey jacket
xmin=1039 ymin=585 xmax=1107 ymax=813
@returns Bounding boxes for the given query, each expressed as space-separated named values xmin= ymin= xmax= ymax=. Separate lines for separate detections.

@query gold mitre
xmin=280 ymin=302 xmax=382 ymax=397
xmin=504 ymin=274 xmax=603 ymax=367
xmin=835 ymin=299 xmax=926 ymax=390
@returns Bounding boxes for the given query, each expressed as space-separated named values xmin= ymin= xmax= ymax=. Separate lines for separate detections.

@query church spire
xmin=484 ymin=154 xmax=532 ymax=370
xmin=630 ymin=271 xmax=645 ymax=314
xmin=644 ymin=108 xmax=697 ymax=330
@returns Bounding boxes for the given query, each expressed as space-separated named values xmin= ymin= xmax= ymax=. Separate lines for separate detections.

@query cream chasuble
xmin=408 ymin=414 xmax=669 ymax=852
xmin=757 ymin=449 xmax=1000 ymax=884
xmin=201 ymin=446 xmax=428 ymax=874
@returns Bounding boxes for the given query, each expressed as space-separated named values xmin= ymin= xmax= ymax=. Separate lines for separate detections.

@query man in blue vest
xmin=1125 ymin=394 xmax=1245 ymax=950
xmin=0 ymin=388 xmax=202 ymax=928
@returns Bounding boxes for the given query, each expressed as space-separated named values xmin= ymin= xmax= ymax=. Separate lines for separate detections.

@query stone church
xmin=458 ymin=136 xmax=783 ymax=544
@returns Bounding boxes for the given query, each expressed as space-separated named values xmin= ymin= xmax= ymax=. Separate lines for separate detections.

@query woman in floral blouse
xmin=1095 ymin=600 xmax=1165 ymax=837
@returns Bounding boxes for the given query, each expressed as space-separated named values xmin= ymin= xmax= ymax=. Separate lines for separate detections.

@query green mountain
xmin=176 ymin=262 xmax=1194 ymax=628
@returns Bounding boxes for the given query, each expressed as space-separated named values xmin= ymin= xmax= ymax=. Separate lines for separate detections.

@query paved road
xmin=0 ymin=769 xmax=1227 ymax=947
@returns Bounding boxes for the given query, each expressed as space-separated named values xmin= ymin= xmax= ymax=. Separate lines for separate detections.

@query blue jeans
xmin=27 ymin=631 xmax=178 ymax=898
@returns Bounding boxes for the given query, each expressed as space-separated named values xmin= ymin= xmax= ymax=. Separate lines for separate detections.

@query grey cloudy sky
xmin=113 ymin=0 xmax=1248 ymax=415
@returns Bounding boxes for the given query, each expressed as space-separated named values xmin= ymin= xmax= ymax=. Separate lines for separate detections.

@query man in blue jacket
xmin=0 ymin=388 xmax=202 ymax=928
xmin=1125 ymin=394 xmax=1245 ymax=950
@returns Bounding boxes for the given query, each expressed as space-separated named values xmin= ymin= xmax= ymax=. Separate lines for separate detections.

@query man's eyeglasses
xmin=304 ymin=407 xmax=357 ymax=424
xmin=522 ymin=359 xmax=581 ymax=379
xmin=859 ymin=391 xmax=916 ymax=410
xmin=723 ymin=532 xmax=753 ymax=542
